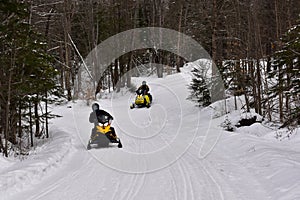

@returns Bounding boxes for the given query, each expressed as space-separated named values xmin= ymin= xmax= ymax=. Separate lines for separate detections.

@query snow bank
xmin=216 ymin=129 xmax=300 ymax=200
xmin=183 ymin=59 xmax=300 ymax=199
xmin=0 ymin=109 xmax=74 ymax=200
xmin=235 ymin=122 xmax=272 ymax=137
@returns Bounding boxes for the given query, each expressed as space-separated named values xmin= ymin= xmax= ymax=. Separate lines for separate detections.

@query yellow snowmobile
xmin=87 ymin=115 xmax=122 ymax=149
xmin=130 ymin=88 xmax=152 ymax=109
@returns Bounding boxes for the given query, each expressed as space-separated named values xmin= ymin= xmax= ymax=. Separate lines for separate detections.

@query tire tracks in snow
xmin=118 ymin=138 xmax=146 ymax=200
xmin=191 ymin=141 xmax=270 ymax=200
xmin=174 ymin=149 xmax=225 ymax=200
xmin=151 ymin=131 xmax=180 ymax=200
xmin=156 ymin=132 xmax=195 ymax=200
xmin=167 ymin=167 xmax=179 ymax=200
xmin=28 ymin=153 xmax=94 ymax=200
xmin=125 ymin=173 xmax=146 ymax=200
xmin=177 ymin=158 xmax=195 ymax=200
xmin=187 ymin=145 xmax=227 ymax=200
xmin=150 ymin=131 xmax=180 ymax=200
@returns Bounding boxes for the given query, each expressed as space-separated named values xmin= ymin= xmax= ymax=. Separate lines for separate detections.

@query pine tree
xmin=188 ymin=67 xmax=211 ymax=107
xmin=0 ymin=0 xmax=62 ymax=156
xmin=269 ymin=17 xmax=300 ymax=128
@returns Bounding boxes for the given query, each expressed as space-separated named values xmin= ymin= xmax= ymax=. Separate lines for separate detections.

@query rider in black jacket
xmin=89 ymin=103 xmax=116 ymax=139
xmin=136 ymin=81 xmax=152 ymax=102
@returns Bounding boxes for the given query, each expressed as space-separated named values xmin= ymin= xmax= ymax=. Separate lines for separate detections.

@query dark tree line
xmin=186 ymin=0 xmax=300 ymax=128
xmin=0 ymin=1 xmax=62 ymax=157
xmin=268 ymin=19 xmax=300 ymax=128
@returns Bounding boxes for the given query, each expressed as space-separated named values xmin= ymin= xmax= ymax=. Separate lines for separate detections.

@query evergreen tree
xmin=269 ymin=17 xmax=300 ymax=128
xmin=0 ymin=0 xmax=62 ymax=156
xmin=188 ymin=67 xmax=211 ymax=107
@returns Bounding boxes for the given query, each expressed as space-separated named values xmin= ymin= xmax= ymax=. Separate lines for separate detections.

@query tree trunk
xmin=278 ymin=65 xmax=284 ymax=122
xmin=45 ymin=91 xmax=49 ymax=138
xmin=114 ymin=60 xmax=119 ymax=91
xmin=63 ymin=0 xmax=73 ymax=101
xmin=18 ymin=104 xmax=22 ymax=138
xmin=34 ymin=97 xmax=40 ymax=137
xmin=256 ymin=59 xmax=262 ymax=115
xmin=29 ymin=101 xmax=34 ymax=147
xmin=0 ymin=135 xmax=3 ymax=154
xmin=127 ymin=53 xmax=133 ymax=87
xmin=211 ymin=0 xmax=218 ymax=76
xmin=285 ymin=63 xmax=291 ymax=116
xmin=176 ymin=4 xmax=183 ymax=73
xmin=249 ymin=60 xmax=258 ymax=112
xmin=4 ymin=70 xmax=12 ymax=157
xmin=59 ymin=42 xmax=65 ymax=90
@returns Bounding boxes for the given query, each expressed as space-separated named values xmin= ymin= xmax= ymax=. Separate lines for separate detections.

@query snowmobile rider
xmin=136 ymin=81 xmax=152 ymax=102
xmin=89 ymin=103 xmax=117 ymax=139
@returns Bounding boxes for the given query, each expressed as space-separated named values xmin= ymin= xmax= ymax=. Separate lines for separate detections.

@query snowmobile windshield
xmin=97 ymin=115 xmax=109 ymax=124
xmin=137 ymin=89 xmax=144 ymax=95
xmin=103 ymin=121 xmax=109 ymax=126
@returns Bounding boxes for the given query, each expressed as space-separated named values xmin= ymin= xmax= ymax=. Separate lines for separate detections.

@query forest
xmin=0 ymin=0 xmax=299 ymax=157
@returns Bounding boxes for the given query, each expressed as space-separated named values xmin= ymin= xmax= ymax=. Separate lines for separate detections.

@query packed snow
xmin=1 ymin=60 xmax=300 ymax=200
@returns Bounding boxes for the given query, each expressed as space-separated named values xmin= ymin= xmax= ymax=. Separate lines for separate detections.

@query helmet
xmin=92 ymin=103 xmax=99 ymax=111
xmin=142 ymin=81 xmax=146 ymax=85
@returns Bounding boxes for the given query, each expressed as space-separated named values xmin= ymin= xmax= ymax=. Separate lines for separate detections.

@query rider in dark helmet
xmin=89 ymin=103 xmax=116 ymax=139
xmin=136 ymin=81 xmax=152 ymax=102
xmin=89 ymin=103 xmax=113 ymax=124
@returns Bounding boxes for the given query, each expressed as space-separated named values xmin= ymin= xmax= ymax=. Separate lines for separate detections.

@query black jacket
xmin=89 ymin=109 xmax=114 ymax=126
xmin=136 ymin=85 xmax=150 ymax=95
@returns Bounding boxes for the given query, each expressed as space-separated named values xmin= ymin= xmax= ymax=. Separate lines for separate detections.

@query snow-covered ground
xmin=1 ymin=62 xmax=300 ymax=200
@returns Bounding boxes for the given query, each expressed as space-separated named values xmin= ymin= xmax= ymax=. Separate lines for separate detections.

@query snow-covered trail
xmin=6 ymin=73 xmax=272 ymax=200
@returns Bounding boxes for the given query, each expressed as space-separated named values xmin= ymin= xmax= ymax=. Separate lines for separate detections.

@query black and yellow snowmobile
xmin=87 ymin=115 xmax=122 ymax=149
xmin=130 ymin=88 xmax=152 ymax=109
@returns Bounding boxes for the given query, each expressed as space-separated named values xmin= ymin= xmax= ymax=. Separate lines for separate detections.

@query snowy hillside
xmin=1 ymin=61 xmax=300 ymax=200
